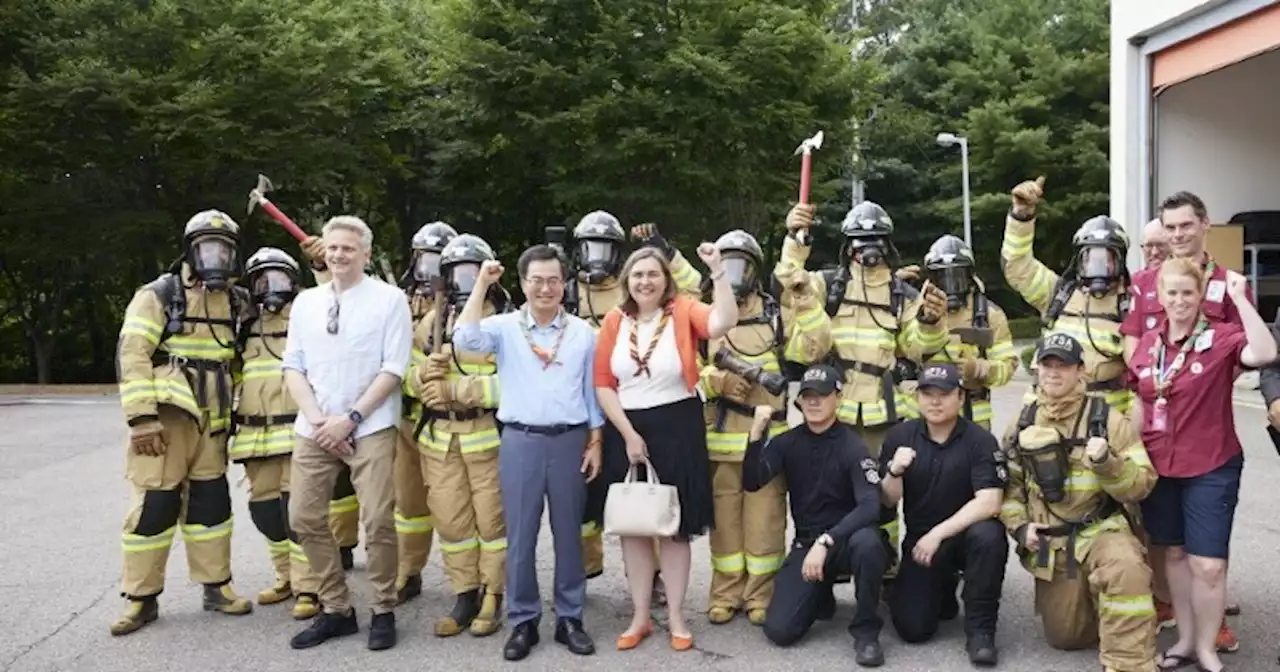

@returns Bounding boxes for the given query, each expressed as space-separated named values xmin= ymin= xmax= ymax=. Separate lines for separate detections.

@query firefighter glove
xmin=1010 ymin=176 xmax=1046 ymax=219
xmin=418 ymin=352 xmax=451 ymax=385
xmin=918 ymin=282 xmax=948 ymax=325
xmin=422 ymin=379 xmax=454 ymax=409
xmin=302 ymin=236 xmax=327 ymax=270
xmin=630 ymin=223 xmax=673 ymax=259
xmin=785 ymin=203 xmax=816 ymax=233
xmin=722 ymin=373 xmax=752 ymax=404
xmin=781 ymin=267 xmax=810 ymax=293
xmin=895 ymin=265 xmax=921 ymax=284
xmin=1269 ymin=400 xmax=1280 ymax=431
xmin=130 ymin=421 xmax=167 ymax=457
xmin=960 ymin=357 xmax=990 ymax=388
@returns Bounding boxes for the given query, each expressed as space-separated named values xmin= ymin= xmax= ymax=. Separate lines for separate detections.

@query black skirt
xmin=587 ymin=395 xmax=714 ymax=540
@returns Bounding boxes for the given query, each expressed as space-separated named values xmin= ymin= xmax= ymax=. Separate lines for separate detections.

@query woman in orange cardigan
xmin=594 ymin=244 xmax=738 ymax=651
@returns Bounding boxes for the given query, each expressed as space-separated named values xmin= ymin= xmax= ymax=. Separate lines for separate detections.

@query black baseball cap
xmin=917 ymin=363 xmax=961 ymax=391
xmin=1038 ymin=332 xmax=1084 ymax=365
xmin=797 ymin=364 xmax=843 ymax=396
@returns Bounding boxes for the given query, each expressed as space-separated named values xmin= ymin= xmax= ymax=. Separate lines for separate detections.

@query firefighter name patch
xmin=993 ymin=450 xmax=1009 ymax=484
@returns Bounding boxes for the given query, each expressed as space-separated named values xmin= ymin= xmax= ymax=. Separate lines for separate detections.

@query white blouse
xmin=609 ymin=312 xmax=694 ymax=410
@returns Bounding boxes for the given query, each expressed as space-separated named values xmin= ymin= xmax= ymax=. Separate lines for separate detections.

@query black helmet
xmin=572 ymin=210 xmax=626 ymax=281
xmin=923 ymin=234 xmax=976 ymax=311
xmin=439 ymin=233 xmax=497 ymax=302
xmin=1072 ymin=216 xmax=1129 ymax=295
xmin=245 ymin=247 xmax=301 ymax=313
xmin=409 ymin=221 xmax=458 ymax=286
xmin=714 ymin=229 xmax=764 ymax=298
xmin=183 ymin=209 xmax=241 ymax=291
xmin=840 ymin=201 xmax=894 ymax=267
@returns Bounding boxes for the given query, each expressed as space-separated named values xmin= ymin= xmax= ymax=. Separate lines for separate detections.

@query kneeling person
xmin=880 ymin=363 xmax=1007 ymax=666
xmin=744 ymin=365 xmax=890 ymax=668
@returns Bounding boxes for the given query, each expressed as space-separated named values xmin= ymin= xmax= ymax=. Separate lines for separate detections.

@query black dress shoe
xmin=290 ymin=609 xmax=358 ymax=650
xmin=503 ymin=621 xmax=539 ymax=661
xmin=368 ymin=611 xmax=396 ymax=651
xmin=966 ymin=632 xmax=998 ymax=666
xmin=854 ymin=638 xmax=885 ymax=668
xmin=554 ymin=618 xmax=595 ymax=655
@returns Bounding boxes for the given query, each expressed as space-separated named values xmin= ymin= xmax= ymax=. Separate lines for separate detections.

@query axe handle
xmin=795 ymin=152 xmax=813 ymax=246
xmin=261 ymin=199 xmax=309 ymax=242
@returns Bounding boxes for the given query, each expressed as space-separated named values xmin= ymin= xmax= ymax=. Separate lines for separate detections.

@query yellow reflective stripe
xmin=1099 ymin=593 xmax=1155 ymax=617
xmin=480 ymin=376 xmax=500 ymax=408
xmin=452 ymin=361 xmax=497 ymax=376
xmin=229 ymin=427 xmax=294 ymax=459
xmin=707 ymin=422 xmax=787 ymax=454
xmin=968 ymin=399 xmax=993 ymax=424
xmin=745 ymin=553 xmax=784 ymax=575
xmin=242 ymin=359 xmax=282 ymax=380
xmin=395 ymin=512 xmax=434 ymax=535
xmin=1022 ymin=267 xmax=1056 ymax=306
xmin=122 ymin=525 xmax=177 ymax=553
xmin=154 ymin=378 xmax=200 ymax=416
xmin=162 ymin=337 xmax=235 ymax=362
xmin=837 ymin=399 xmax=889 ymax=426
xmin=1045 ymin=323 xmax=1121 ymax=357
xmin=329 ymin=495 xmax=358 ymax=514
xmin=988 ymin=342 xmax=1017 ymax=360
xmin=1007 ymin=460 xmax=1024 ymax=476
xmin=119 ymin=379 xmax=157 ymax=406
xmin=421 ymin=428 xmax=501 ymax=453
xmin=209 ymin=415 xmax=231 ymax=431
xmin=712 ymin=552 xmax=745 ymax=573
xmin=1099 ymin=458 xmax=1138 ymax=491
xmin=289 ymin=541 xmax=309 ymax=564
xmin=182 ymin=517 xmax=233 ymax=543
xmin=480 ymin=537 xmax=507 ymax=552
xmin=795 ymin=305 xmax=825 ymax=332
xmin=411 ymin=349 xmax=428 ymax=367
xmin=1124 ymin=444 xmax=1151 ymax=468
xmin=1002 ymin=227 xmax=1034 ymax=258
xmin=439 ymin=537 xmax=479 ymax=553
xmin=581 ymin=522 xmax=600 ymax=538
xmin=1001 ymin=501 xmax=1027 ymax=518
xmin=1105 ymin=388 xmax=1133 ymax=413
xmin=831 ymin=326 xmax=894 ymax=350
xmin=121 ymin=318 xmax=163 ymax=345
xmin=671 ymin=258 xmax=697 ymax=288
xmin=904 ymin=320 xmax=948 ymax=350
xmin=267 ymin=538 xmax=290 ymax=554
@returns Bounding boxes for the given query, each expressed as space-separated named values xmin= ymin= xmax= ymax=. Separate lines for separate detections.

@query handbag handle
xmin=623 ymin=457 xmax=661 ymax=485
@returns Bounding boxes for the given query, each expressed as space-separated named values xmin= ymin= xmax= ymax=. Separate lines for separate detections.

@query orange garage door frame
xmin=1152 ymin=1 xmax=1280 ymax=89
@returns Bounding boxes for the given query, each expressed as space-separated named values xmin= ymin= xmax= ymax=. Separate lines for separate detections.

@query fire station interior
xmin=1153 ymin=45 xmax=1280 ymax=319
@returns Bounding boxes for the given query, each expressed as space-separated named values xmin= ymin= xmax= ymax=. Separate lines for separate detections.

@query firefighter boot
xmin=396 ymin=573 xmax=423 ymax=605
xmin=708 ymin=606 xmax=736 ymax=624
xmin=747 ymin=608 xmax=767 ymax=626
xmin=203 ymin=584 xmax=253 ymax=615
xmin=435 ymin=589 xmax=481 ymax=637
xmin=258 ymin=553 xmax=293 ymax=605
xmin=469 ymin=589 xmax=504 ymax=637
xmin=293 ymin=594 xmax=320 ymax=620
xmin=109 ymin=597 xmax=159 ymax=636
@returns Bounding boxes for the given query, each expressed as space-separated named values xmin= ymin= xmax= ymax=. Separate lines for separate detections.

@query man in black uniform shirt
xmin=744 ymin=364 xmax=890 ymax=668
xmin=879 ymin=362 xmax=1008 ymax=666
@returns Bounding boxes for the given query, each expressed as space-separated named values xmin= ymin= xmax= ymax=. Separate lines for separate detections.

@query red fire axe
xmin=247 ymin=173 xmax=308 ymax=243
xmin=793 ymin=130 xmax=824 ymax=246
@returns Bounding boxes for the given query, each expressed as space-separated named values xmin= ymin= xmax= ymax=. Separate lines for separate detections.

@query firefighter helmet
xmin=1072 ymin=216 xmax=1128 ymax=294
xmin=439 ymin=234 xmax=497 ymax=300
xmin=924 ymin=234 xmax=976 ymax=310
xmin=245 ymin=247 xmax=301 ymax=313
xmin=572 ymin=210 xmax=626 ymax=281
xmin=714 ymin=229 xmax=764 ymax=298
xmin=410 ymin=221 xmax=458 ymax=284
xmin=183 ymin=209 xmax=241 ymax=290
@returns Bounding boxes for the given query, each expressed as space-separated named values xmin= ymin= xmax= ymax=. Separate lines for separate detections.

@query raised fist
xmin=918 ymin=281 xmax=948 ymax=325
xmin=1011 ymin=176 xmax=1046 ymax=219
xmin=1226 ymin=271 xmax=1249 ymax=300
xmin=786 ymin=203 xmax=816 ymax=233
xmin=697 ymin=242 xmax=722 ymax=270
xmin=631 ymin=223 xmax=660 ymax=240
xmin=889 ymin=446 xmax=915 ymax=474
xmin=479 ymin=259 xmax=504 ymax=285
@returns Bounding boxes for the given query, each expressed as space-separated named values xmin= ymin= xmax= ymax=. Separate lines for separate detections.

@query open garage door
xmin=1152 ymin=2 xmax=1280 ymax=89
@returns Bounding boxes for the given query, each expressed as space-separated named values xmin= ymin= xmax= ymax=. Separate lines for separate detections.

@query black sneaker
xmin=854 ymin=639 xmax=885 ymax=667
xmin=368 ymin=611 xmax=396 ymax=651
xmin=290 ymin=609 xmax=358 ymax=649
xmin=966 ymin=632 xmax=998 ymax=666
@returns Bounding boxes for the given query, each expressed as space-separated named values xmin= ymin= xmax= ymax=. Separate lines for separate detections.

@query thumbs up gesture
xmin=1011 ymin=176 xmax=1046 ymax=220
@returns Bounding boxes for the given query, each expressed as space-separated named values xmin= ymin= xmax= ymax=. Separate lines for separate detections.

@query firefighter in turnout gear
xmin=230 ymin=243 xmax=359 ymax=621
xmin=775 ymin=200 xmax=950 ymax=574
xmin=110 ymin=209 xmax=254 ymax=635
xmin=394 ymin=221 xmax=457 ymax=604
xmin=1000 ymin=334 xmax=1158 ymax=672
xmin=568 ymin=213 xmax=703 ymax=594
xmin=919 ymin=235 xmax=1019 ymax=429
xmin=407 ymin=233 xmax=508 ymax=637
xmin=701 ymin=229 xmax=832 ymax=626
xmin=1000 ymin=177 xmax=1134 ymax=412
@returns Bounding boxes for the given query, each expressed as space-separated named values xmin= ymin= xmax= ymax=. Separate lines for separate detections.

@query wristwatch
xmin=347 ymin=408 xmax=364 ymax=425
xmin=816 ymin=534 xmax=834 ymax=549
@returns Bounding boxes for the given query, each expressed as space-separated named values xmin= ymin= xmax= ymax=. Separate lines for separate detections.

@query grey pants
xmin=498 ymin=425 xmax=588 ymax=627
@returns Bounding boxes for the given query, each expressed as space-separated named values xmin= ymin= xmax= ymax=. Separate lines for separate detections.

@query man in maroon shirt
xmin=1120 ymin=191 xmax=1250 ymax=651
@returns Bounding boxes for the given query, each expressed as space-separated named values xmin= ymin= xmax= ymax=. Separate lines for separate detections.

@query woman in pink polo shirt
xmin=1129 ymin=258 xmax=1275 ymax=672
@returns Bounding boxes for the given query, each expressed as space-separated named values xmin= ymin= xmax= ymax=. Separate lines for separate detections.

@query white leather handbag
xmin=603 ymin=458 xmax=681 ymax=538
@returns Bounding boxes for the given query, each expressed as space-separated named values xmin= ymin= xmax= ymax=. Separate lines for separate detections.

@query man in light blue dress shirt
xmin=452 ymin=244 xmax=604 ymax=662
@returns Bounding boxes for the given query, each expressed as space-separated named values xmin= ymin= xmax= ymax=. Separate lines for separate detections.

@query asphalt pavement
xmin=3 ymin=383 xmax=1280 ymax=672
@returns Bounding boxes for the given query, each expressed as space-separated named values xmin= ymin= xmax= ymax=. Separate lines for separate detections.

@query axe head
xmin=950 ymin=326 xmax=994 ymax=349
xmin=247 ymin=174 xmax=275 ymax=215
xmin=793 ymin=130 xmax=825 ymax=156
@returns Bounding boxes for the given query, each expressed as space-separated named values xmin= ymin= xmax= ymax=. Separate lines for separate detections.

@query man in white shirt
xmin=282 ymin=216 xmax=413 ymax=652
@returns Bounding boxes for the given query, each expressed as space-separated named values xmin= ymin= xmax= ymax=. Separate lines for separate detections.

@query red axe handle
xmin=262 ymin=198 xmax=309 ymax=243
xmin=795 ymin=152 xmax=813 ymax=246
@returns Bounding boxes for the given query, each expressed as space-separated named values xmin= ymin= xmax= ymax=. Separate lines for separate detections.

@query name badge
xmin=1206 ymin=280 xmax=1226 ymax=303
xmin=1195 ymin=329 xmax=1215 ymax=353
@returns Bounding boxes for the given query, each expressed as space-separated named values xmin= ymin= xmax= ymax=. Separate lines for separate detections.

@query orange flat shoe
xmin=670 ymin=632 xmax=694 ymax=651
xmin=616 ymin=622 xmax=653 ymax=650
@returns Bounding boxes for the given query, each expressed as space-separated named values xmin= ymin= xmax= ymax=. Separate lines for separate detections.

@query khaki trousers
xmin=290 ymin=427 xmax=397 ymax=614
xmin=393 ymin=421 xmax=434 ymax=582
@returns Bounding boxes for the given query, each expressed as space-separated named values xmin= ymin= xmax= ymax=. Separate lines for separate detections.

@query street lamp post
xmin=936 ymin=132 xmax=972 ymax=248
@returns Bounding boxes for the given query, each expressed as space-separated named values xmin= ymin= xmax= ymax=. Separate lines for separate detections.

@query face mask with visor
xmin=190 ymin=237 xmax=238 ymax=290
xmin=928 ymin=265 xmax=973 ymax=311
xmin=576 ymin=239 xmax=620 ymax=283
xmin=1077 ymin=247 xmax=1119 ymax=294
xmin=721 ymin=254 xmax=759 ymax=298
xmin=252 ymin=269 xmax=298 ymax=313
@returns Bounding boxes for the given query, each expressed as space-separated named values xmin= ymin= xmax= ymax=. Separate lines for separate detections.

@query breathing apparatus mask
xmin=446 ymin=261 xmax=482 ymax=305
xmin=252 ymin=269 xmax=298 ymax=314
xmin=929 ymin=266 xmax=973 ymax=311
xmin=850 ymin=237 xmax=888 ymax=268
xmin=1076 ymin=246 xmax=1120 ymax=296
xmin=575 ymin=239 xmax=621 ymax=284
xmin=411 ymin=250 xmax=444 ymax=298
xmin=189 ymin=235 xmax=239 ymax=291
xmin=1016 ymin=425 xmax=1071 ymax=504
xmin=721 ymin=253 xmax=760 ymax=299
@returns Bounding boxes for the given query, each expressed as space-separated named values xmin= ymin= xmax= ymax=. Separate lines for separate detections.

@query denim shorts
xmin=1140 ymin=453 xmax=1244 ymax=559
